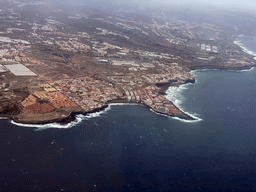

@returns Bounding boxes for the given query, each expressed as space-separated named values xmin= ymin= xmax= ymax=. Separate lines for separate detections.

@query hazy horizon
xmin=12 ymin=0 xmax=256 ymax=12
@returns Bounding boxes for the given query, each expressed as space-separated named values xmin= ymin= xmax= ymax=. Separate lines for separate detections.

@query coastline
xmin=2 ymin=37 xmax=256 ymax=126
xmin=107 ymin=99 xmax=195 ymax=120
xmin=234 ymin=35 xmax=256 ymax=60
xmin=188 ymin=63 xmax=256 ymax=71
xmin=9 ymin=94 xmax=195 ymax=126
xmin=2 ymin=62 xmax=255 ymax=127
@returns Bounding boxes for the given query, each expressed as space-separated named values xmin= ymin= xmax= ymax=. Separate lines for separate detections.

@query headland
xmin=0 ymin=1 xmax=255 ymax=125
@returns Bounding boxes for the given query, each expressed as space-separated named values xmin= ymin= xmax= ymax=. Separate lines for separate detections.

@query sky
xmin=127 ymin=0 xmax=256 ymax=10
xmin=152 ymin=0 xmax=255 ymax=6
xmin=16 ymin=0 xmax=256 ymax=12
xmin=56 ymin=0 xmax=256 ymax=11
xmin=19 ymin=0 xmax=256 ymax=7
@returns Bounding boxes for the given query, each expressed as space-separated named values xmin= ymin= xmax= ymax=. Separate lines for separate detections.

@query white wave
xmin=84 ymin=103 xmax=139 ymax=118
xmin=192 ymin=69 xmax=219 ymax=73
xmin=234 ymin=40 xmax=256 ymax=57
xmin=165 ymin=82 xmax=203 ymax=123
xmin=111 ymin=102 xmax=202 ymax=122
xmin=84 ymin=110 xmax=108 ymax=118
xmin=9 ymin=105 xmax=111 ymax=130
xmin=233 ymin=38 xmax=256 ymax=72
xmin=192 ymin=66 xmax=255 ymax=73
xmin=10 ymin=113 xmax=88 ymax=131
xmin=10 ymin=103 xmax=141 ymax=130
xmin=11 ymin=120 xmax=78 ymax=131
xmin=240 ymin=67 xmax=255 ymax=72
xmin=10 ymin=111 xmax=103 ymax=130
xmin=149 ymin=108 xmax=202 ymax=123
xmin=109 ymin=103 xmax=137 ymax=106
xmin=172 ymin=116 xmax=202 ymax=123
xmin=165 ymin=84 xmax=188 ymax=106
xmin=0 ymin=117 xmax=8 ymax=119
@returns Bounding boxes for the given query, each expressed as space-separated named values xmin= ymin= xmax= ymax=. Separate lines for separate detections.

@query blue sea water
xmin=1 ymin=39 xmax=256 ymax=191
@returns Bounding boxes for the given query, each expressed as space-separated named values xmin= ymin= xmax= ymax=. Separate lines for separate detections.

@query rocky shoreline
xmin=9 ymin=99 xmax=194 ymax=126
xmin=188 ymin=63 xmax=256 ymax=71
xmin=0 ymin=100 xmax=211 ymax=125
xmin=1 ymin=64 xmax=255 ymax=126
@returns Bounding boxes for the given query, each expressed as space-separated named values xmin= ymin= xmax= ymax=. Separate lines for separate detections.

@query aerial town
xmin=0 ymin=0 xmax=255 ymax=123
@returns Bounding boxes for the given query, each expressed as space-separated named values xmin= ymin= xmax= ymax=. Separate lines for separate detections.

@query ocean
xmin=1 ymin=36 xmax=256 ymax=191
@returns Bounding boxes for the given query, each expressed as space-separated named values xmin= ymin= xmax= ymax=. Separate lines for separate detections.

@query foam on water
xmin=10 ymin=115 xmax=85 ymax=131
xmin=84 ymin=109 xmax=109 ymax=118
xmin=193 ymin=67 xmax=255 ymax=73
xmin=150 ymin=108 xmax=202 ymax=123
xmin=234 ymin=38 xmax=256 ymax=58
xmin=12 ymin=53 xmax=255 ymax=129
xmin=10 ymin=103 xmax=142 ymax=130
xmin=10 ymin=67 xmax=254 ymax=129
xmin=165 ymin=82 xmax=203 ymax=122
xmin=166 ymin=40 xmax=256 ymax=123
xmin=240 ymin=67 xmax=255 ymax=72
xmin=85 ymin=103 xmax=139 ymax=118
xmin=0 ymin=117 xmax=8 ymax=119
xmin=10 ymin=110 xmax=107 ymax=131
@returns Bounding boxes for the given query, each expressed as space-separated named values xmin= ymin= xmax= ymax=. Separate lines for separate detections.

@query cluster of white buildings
xmin=200 ymin=44 xmax=218 ymax=53
xmin=55 ymin=40 xmax=90 ymax=52
xmin=53 ymin=77 xmax=122 ymax=112
xmin=108 ymin=75 xmax=145 ymax=91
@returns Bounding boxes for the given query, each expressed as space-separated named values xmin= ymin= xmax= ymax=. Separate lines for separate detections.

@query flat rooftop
xmin=5 ymin=64 xmax=37 ymax=76
xmin=142 ymin=63 xmax=155 ymax=68
xmin=0 ymin=65 xmax=8 ymax=72
xmin=112 ymin=60 xmax=140 ymax=66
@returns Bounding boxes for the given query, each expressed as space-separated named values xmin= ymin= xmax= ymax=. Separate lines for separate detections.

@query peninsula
xmin=0 ymin=0 xmax=255 ymax=124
